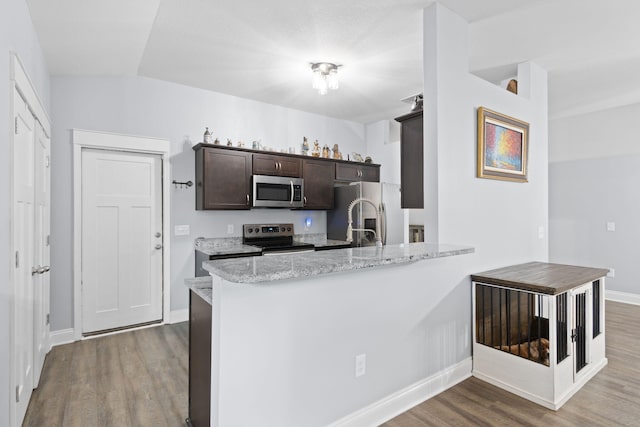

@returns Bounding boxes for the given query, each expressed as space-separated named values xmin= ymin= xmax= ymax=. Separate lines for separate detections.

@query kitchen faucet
xmin=346 ymin=197 xmax=383 ymax=248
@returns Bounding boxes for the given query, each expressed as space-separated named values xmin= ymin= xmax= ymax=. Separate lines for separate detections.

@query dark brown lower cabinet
xmin=188 ymin=290 xmax=211 ymax=427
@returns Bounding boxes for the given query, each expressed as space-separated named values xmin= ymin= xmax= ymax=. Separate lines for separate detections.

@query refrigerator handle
xmin=380 ymin=202 xmax=387 ymax=245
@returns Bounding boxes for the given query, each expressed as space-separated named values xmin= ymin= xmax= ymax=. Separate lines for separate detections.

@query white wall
xmin=425 ymin=4 xmax=548 ymax=260
xmin=1 ymin=0 xmax=51 ymax=424
xmin=549 ymin=102 xmax=640 ymax=295
xmin=49 ymin=75 xmax=368 ymax=331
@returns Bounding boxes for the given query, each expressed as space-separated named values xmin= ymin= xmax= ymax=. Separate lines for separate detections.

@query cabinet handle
xmin=303 ymin=196 xmax=307 ymax=205
xmin=246 ymin=194 xmax=250 ymax=205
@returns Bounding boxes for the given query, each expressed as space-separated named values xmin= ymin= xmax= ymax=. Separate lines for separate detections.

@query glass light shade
xmin=312 ymin=69 xmax=323 ymax=90
xmin=327 ymin=69 xmax=339 ymax=90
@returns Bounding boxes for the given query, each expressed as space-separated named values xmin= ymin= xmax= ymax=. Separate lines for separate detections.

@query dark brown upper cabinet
xmin=253 ymin=153 xmax=302 ymax=178
xmin=195 ymin=146 xmax=252 ymax=210
xmin=335 ymin=162 xmax=380 ymax=183
xmin=395 ymin=110 xmax=424 ymax=208
xmin=302 ymin=159 xmax=335 ymax=210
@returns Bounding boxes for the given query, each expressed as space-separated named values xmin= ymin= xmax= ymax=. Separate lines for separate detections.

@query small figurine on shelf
xmin=302 ymin=136 xmax=309 ymax=156
xmin=322 ymin=144 xmax=330 ymax=158
xmin=364 ymin=156 xmax=372 ymax=163
xmin=203 ymin=127 xmax=212 ymax=144
xmin=311 ymin=140 xmax=320 ymax=157
xmin=226 ymin=138 xmax=233 ymax=146
xmin=332 ymin=144 xmax=342 ymax=160
xmin=214 ymin=137 xmax=220 ymax=145
xmin=237 ymin=141 xmax=245 ymax=148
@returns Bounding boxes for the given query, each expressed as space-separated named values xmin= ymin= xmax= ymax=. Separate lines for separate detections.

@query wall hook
xmin=172 ymin=180 xmax=193 ymax=189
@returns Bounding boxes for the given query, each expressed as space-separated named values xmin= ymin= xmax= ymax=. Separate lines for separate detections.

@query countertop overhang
xmin=201 ymin=242 xmax=474 ymax=284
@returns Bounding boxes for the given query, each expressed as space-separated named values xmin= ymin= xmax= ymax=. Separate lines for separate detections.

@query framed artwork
xmin=477 ymin=107 xmax=529 ymax=182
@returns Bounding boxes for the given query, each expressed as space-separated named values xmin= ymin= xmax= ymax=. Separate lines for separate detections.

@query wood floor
xmin=23 ymin=302 xmax=639 ymax=426
xmin=23 ymin=322 xmax=189 ymax=427
xmin=384 ymin=301 xmax=640 ymax=427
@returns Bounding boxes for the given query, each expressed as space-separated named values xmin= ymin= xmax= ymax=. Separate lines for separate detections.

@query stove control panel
xmin=243 ymin=223 xmax=294 ymax=238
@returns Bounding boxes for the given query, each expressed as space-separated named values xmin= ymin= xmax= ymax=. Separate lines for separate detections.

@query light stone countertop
xmin=194 ymin=237 xmax=262 ymax=257
xmin=202 ymin=242 xmax=474 ymax=284
xmin=185 ymin=276 xmax=213 ymax=304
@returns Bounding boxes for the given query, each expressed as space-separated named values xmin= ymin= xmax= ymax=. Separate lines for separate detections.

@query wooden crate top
xmin=471 ymin=262 xmax=609 ymax=295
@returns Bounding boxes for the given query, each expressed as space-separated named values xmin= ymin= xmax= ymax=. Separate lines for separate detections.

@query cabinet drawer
xmin=335 ymin=163 xmax=380 ymax=182
xmin=253 ymin=154 xmax=302 ymax=178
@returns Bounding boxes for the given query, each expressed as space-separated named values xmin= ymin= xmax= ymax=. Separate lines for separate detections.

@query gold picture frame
xmin=477 ymin=107 xmax=529 ymax=182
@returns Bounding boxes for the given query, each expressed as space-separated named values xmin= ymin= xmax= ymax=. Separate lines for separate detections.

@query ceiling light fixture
xmin=311 ymin=62 xmax=339 ymax=95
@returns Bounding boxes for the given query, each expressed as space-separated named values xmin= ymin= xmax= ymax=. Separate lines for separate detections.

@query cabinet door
xmin=335 ymin=163 xmax=380 ymax=183
xmin=196 ymin=147 xmax=252 ymax=210
xmin=302 ymin=159 xmax=335 ymax=209
xmin=396 ymin=110 xmax=423 ymax=208
xmin=360 ymin=164 xmax=380 ymax=182
xmin=253 ymin=153 xmax=302 ymax=178
xmin=189 ymin=291 xmax=212 ymax=426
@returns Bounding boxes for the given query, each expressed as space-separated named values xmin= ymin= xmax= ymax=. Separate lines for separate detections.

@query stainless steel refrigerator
xmin=327 ymin=182 xmax=404 ymax=246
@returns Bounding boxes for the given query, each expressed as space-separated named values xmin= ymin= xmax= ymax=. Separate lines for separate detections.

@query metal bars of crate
xmin=556 ymin=292 xmax=568 ymax=363
xmin=575 ymin=292 xmax=587 ymax=372
xmin=475 ymin=283 xmax=549 ymax=365
xmin=592 ymin=280 xmax=601 ymax=337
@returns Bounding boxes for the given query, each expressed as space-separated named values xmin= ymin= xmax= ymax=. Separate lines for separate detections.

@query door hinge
xmin=46 ymin=313 xmax=50 ymax=325
xmin=14 ymin=116 xmax=18 ymax=135
xmin=46 ymin=235 xmax=50 ymax=246
xmin=15 ymin=251 xmax=19 ymax=268
xmin=571 ymin=328 xmax=577 ymax=343
xmin=16 ymin=385 xmax=20 ymax=403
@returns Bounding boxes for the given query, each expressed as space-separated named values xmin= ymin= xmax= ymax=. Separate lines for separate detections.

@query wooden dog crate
xmin=471 ymin=262 xmax=608 ymax=410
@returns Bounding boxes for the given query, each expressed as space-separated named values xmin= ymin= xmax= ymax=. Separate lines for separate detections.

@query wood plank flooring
xmin=383 ymin=301 xmax=640 ymax=427
xmin=23 ymin=322 xmax=188 ymax=427
xmin=23 ymin=302 xmax=639 ymax=426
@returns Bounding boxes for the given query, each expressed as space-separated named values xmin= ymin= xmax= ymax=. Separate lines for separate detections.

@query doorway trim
xmin=73 ymin=129 xmax=171 ymax=341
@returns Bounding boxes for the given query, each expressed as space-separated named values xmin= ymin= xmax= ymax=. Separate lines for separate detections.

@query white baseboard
xmin=169 ymin=309 xmax=189 ymax=324
xmin=327 ymin=357 xmax=472 ymax=427
xmin=49 ymin=328 xmax=76 ymax=347
xmin=606 ymin=290 xmax=640 ymax=306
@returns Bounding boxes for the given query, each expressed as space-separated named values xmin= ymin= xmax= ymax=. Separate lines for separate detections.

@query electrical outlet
xmin=174 ymin=225 xmax=190 ymax=236
xmin=355 ymin=354 xmax=366 ymax=377
xmin=537 ymin=226 xmax=544 ymax=239
xmin=607 ymin=268 xmax=615 ymax=278
xmin=227 ymin=224 xmax=234 ymax=234
xmin=607 ymin=222 xmax=616 ymax=232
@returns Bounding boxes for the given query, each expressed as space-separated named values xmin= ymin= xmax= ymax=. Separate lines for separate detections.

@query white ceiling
xmin=27 ymin=0 xmax=640 ymax=123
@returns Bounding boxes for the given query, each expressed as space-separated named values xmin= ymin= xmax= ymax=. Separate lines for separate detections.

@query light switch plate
xmin=174 ymin=225 xmax=190 ymax=236
xmin=607 ymin=222 xmax=616 ymax=232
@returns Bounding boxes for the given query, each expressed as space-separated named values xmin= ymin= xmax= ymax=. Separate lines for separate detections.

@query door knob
xmin=32 ymin=265 xmax=41 ymax=276
xmin=155 ymin=244 xmax=163 ymax=250
xmin=155 ymin=232 xmax=161 ymax=238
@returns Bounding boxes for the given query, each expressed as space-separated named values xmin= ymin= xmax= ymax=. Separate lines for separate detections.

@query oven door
xmin=252 ymin=175 xmax=304 ymax=208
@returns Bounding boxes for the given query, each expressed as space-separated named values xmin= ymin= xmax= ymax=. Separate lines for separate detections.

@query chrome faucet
xmin=346 ymin=197 xmax=383 ymax=247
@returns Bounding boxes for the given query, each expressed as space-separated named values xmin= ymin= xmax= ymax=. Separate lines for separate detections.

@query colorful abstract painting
xmin=484 ymin=120 xmax=523 ymax=172
xmin=477 ymin=107 xmax=529 ymax=182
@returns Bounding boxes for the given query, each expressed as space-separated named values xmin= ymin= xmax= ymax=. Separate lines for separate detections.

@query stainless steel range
xmin=243 ymin=223 xmax=315 ymax=255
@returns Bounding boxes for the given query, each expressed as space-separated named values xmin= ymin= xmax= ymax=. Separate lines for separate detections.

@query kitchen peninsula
xmin=186 ymin=242 xmax=474 ymax=427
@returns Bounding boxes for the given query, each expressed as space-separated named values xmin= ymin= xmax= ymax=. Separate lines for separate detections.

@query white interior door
xmin=13 ymin=88 xmax=35 ymax=423
xmin=33 ymin=121 xmax=51 ymax=386
xmin=81 ymin=148 xmax=163 ymax=334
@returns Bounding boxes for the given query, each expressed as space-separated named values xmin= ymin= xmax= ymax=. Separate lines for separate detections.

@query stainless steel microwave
xmin=252 ymin=175 xmax=304 ymax=208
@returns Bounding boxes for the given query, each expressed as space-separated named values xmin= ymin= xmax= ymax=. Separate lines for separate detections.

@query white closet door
xmin=33 ymin=121 xmax=51 ymax=386
xmin=13 ymin=88 xmax=35 ymax=423
xmin=81 ymin=148 xmax=163 ymax=333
